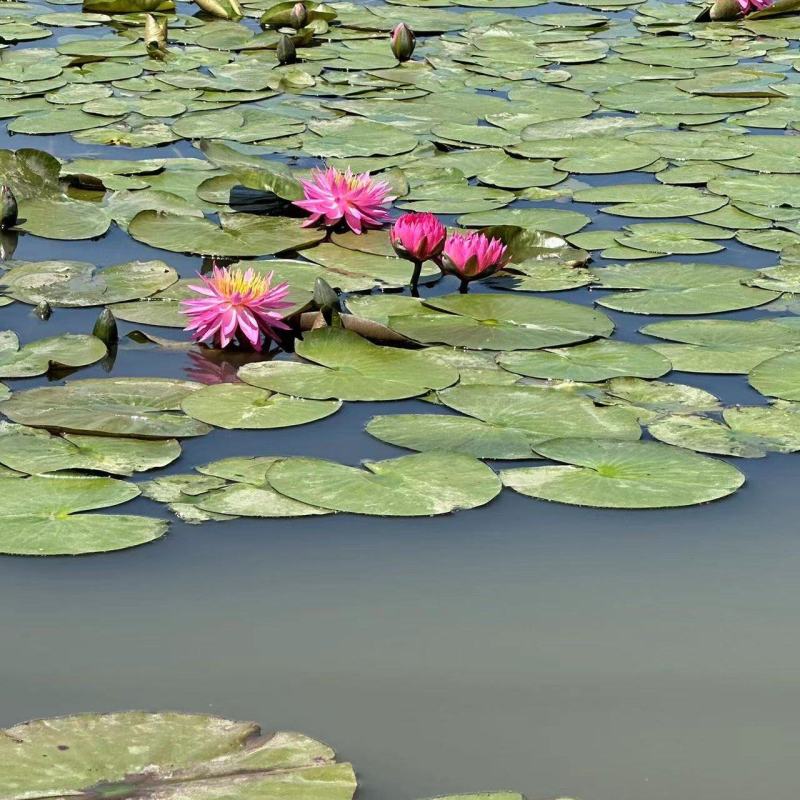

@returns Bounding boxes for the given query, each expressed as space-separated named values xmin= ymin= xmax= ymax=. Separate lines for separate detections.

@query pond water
xmin=2 ymin=0 xmax=800 ymax=797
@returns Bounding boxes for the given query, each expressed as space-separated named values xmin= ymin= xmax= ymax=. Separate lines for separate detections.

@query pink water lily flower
xmin=181 ymin=266 xmax=292 ymax=351
xmin=391 ymin=213 xmax=447 ymax=262
xmin=391 ymin=212 xmax=447 ymax=286
xmin=294 ymin=166 xmax=394 ymax=234
xmin=738 ymin=0 xmax=771 ymax=10
xmin=441 ymin=231 xmax=509 ymax=291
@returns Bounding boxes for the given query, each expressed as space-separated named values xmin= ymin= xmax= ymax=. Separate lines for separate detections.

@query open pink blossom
xmin=737 ymin=0 xmax=771 ymax=10
xmin=293 ymin=167 xmax=393 ymax=234
xmin=181 ymin=266 xmax=292 ymax=351
xmin=441 ymin=231 xmax=509 ymax=289
xmin=391 ymin=212 xmax=447 ymax=263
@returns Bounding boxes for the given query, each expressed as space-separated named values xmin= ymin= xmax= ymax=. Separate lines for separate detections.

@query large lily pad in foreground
xmin=0 ymin=711 xmax=356 ymax=797
xmin=389 ymin=293 xmax=614 ymax=350
xmin=649 ymin=405 xmax=800 ymax=458
xmin=501 ymin=439 xmax=744 ymax=508
xmin=593 ymin=262 xmax=780 ymax=315
xmin=438 ymin=384 xmax=641 ymax=445
xmin=0 ymin=423 xmax=180 ymax=475
xmin=128 ymin=211 xmax=325 ymax=256
xmin=0 ymin=475 xmax=166 ymax=555
xmin=0 ymin=259 xmax=177 ymax=307
xmin=267 ymin=452 xmax=502 ymax=516
xmin=0 ymin=331 xmax=105 ymax=378
xmin=749 ymin=350 xmax=800 ymax=400
xmin=497 ymin=340 xmax=670 ymax=382
xmin=239 ymin=327 xmax=458 ymax=401
xmin=0 ymin=378 xmax=211 ymax=438
xmin=366 ymin=413 xmax=537 ymax=460
xmin=181 ymin=383 xmax=341 ymax=429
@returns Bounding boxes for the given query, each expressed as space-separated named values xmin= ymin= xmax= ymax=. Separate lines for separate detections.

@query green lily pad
xmin=267 ymin=452 xmax=502 ymax=516
xmin=0 ymin=475 xmax=167 ymax=555
xmin=0 ymin=423 xmax=180 ymax=475
xmin=365 ymin=413 xmax=537 ymax=460
xmin=239 ymin=327 xmax=458 ymax=401
xmin=128 ymin=211 xmax=325 ymax=256
xmin=497 ymin=340 xmax=671 ymax=382
xmin=593 ymin=262 xmax=780 ymax=315
xmin=749 ymin=350 xmax=800 ymax=400
xmin=438 ymin=383 xmax=641 ymax=445
xmin=302 ymin=118 xmax=418 ymax=158
xmin=180 ymin=383 xmax=341 ymax=429
xmin=0 ymin=331 xmax=105 ymax=378
xmin=458 ymin=207 xmax=590 ymax=236
xmin=649 ymin=406 xmax=800 ymax=458
xmin=1 ymin=260 xmax=177 ymax=307
xmin=598 ymin=377 xmax=721 ymax=419
xmin=386 ymin=293 xmax=614 ymax=350
xmin=0 ymin=711 xmax=356 ymax=793
xmin=0 ymin=378 xmax=212 ymax=438
xmin=192 ymin=482 xmax=330 ymax=519
xmin=501 ymin=438 xmax=744 ymax=508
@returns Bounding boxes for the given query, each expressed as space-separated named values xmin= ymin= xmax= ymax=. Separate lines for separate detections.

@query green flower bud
xmin=390 ymin=22 xmax=415 ymax=63
xmin=93 ymin=307 xmax=118 ymax=347
xmin=34 ymin=300 xmax=52 ymax=321
xmin=313 ymin=277 xmax=340 ymax=312
xmin=0 ymin=185 xmax=17 ymax=231
xmin=277 ymin=33 xmax=297 ymax=65
xmin=144 ymin=14 xmax=168 ymax=57
xmin=194 ymin=0 xmax=243 ymax=21
xmin=709 ymin=0 xmax=742 ymax=19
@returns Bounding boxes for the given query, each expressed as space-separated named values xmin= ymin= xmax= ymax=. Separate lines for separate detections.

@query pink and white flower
xmin=293 ymin=167 xmax=393 ymax=234
xmin=441 ymin=231 xmax=509 ymax=287
xmin=391 ymin=212 xmax=447 ymax=264
xmin=181 ymin=266 xmax=292 ymax=351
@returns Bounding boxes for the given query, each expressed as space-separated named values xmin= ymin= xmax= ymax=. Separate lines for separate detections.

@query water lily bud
xmin=277 ymin=34 xmax=297 ymax=65
xmin=0 ymin=230 xmax=17 ymax=261
xmin=144 ymin=14 xmax=168 ymax=56
xmin=390 ymin=22 xmax=415 ymax=63
xmin=93 ymin=307 xmax=118 ymax=347
xmin=34 ymin=300 xmax=52 ymax=321
xmin=194 ymin=0 xmax=243 ymax=21
xmin=709 ymin=0 xmax=742 ymax=19
xmin=0 ymin=185 xmax=17 ymax=230
xmin=289 ymin=2 xmax=307 ymax=29
xmin=313 ymin=277 xmax=340 ymax=312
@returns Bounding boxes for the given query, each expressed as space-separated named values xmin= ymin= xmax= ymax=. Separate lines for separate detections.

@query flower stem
xmin=459 ymin=278 xmax=470 ymax=294
xmin=410 ymin=259 xmax=423 ymax=288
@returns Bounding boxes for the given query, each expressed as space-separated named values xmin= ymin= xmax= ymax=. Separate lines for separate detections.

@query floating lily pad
xmin=267 ymin=452 xmax=502 ymax=516
xmin=497 ymin=340 xmax=671 ymax=382
xmin=366 ymin=413 xmax=536 ymax=460
xmin=0 ymin=331 xmax=105 ymax=378
xmin=501 ymin=439 xmax=744 ymax=509
xmin=749 ymin=350 xmax=800 ymax=400
xmin=0 ymin=475 xmax=167 ymax=555
xmin=649 ymin=406 xmax=800 ymax=458
xmin=181 ymin=383 xmax=342 ymax=429
xmin=128 ymin=211 xmax=325 ymax=256
xmin=593 ymin=262 xmax=780 ymax=315
xmin=0 ymin=378 xmax=212 ymax=438
xmin=386 ymin=293 xmax=614 ymax=351
xmin=239 ymin=327 xmax=458 ymax=401
xmin=438 ymin=383 xmax=641 ymax=445
xmin=0 ymin=423 xmax=180 ymax=475
xmin=0 ymin=711 xmax=356 ymax=794
xmin=1 ymin=260 xmax=177 ymax=307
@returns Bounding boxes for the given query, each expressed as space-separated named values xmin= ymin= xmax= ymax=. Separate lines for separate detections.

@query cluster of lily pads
xmin=0 ymin=709 xmax=550 ymax=800
xmin=1 ymin=0 xmax=800 ymax=555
